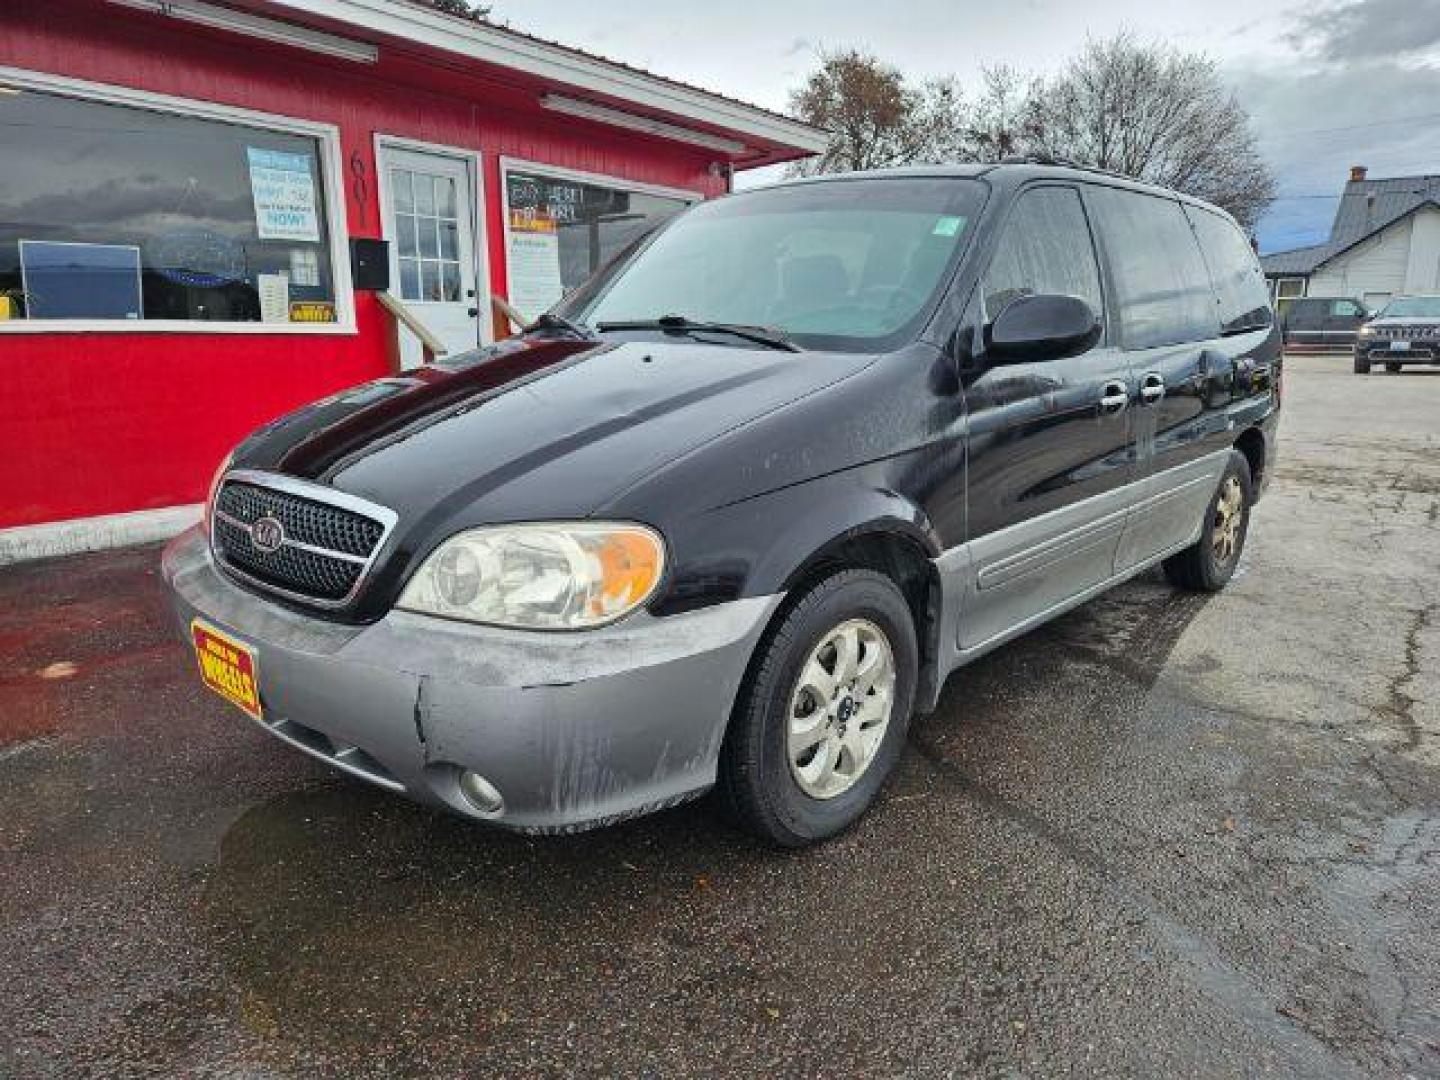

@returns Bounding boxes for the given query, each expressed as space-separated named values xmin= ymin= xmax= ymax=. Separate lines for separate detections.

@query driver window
xmin=983 ymin=186 xmax=1104 ymax=324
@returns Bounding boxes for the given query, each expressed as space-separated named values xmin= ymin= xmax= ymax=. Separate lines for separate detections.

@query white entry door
xmin=378 ymin=143 xmax=484 ymax=368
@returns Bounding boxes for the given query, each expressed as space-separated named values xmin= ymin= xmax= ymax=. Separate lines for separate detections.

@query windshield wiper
xmin=596 ymin=314 xmax=801 ymax=352
xmin=525 ymin=311 xmax=598 ymax=341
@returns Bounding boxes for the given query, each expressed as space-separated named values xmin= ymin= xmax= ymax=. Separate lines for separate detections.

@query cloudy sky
xmin=497 ymin=0 xmax=1440 ymax=254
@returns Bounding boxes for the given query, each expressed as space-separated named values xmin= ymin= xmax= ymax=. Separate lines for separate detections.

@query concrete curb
xmin=0 ymin=504 xmax=202 ymax=566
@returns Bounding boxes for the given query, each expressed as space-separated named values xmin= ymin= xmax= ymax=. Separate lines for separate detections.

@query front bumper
xmin=161 ymin=527 xmax=779 ymax=833
xmin=1356 ymin=339 xmax=1440 ymax=362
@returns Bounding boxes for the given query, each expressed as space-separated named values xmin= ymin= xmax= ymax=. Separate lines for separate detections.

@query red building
xmin=0 ymin=0 xmax=823 ymax=560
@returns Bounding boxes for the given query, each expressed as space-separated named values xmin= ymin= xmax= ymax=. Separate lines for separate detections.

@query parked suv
xmin=163 ymin=164 xmax=1280 ymax=847
xmin=1280 ymin=296 xmax=1368 ymax=351
xmin=1353 ymin=295 xmax=1440 ymax=373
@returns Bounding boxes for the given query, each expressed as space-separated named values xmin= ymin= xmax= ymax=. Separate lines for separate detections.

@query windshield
xmin=562 ymin=177 xmax=986 ymax=352
xmin=1378 ymin=296 xmax=1440 ymax=318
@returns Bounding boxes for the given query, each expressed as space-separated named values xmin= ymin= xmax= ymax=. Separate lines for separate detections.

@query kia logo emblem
xmin=250 ymin=516 xmax=285 ymax=554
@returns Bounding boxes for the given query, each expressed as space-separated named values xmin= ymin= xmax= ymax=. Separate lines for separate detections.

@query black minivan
xmin=163 ymin=163 xmax=1280 ymax=847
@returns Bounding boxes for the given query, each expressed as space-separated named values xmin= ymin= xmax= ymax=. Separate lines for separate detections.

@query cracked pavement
xmin=1 ymin=354 xmax=1437 ymax=1077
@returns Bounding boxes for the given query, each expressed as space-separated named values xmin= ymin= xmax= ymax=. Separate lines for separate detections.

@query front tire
xmin=1354 ymin=353 xmax=1371 ymax=374
xmin=1386 ymin=361 xmax=1403 ymax=373
xmin=1163 ymin=450 xmax=1253 ymax=593
xmin=718 ymin=569 xmax=917 ymax=847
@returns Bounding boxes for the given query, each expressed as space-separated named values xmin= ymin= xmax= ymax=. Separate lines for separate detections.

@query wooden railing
xmin=377 ymin=291 xmax=448 ymax=367
xmin=378 ymin=291 xmax=537 ymax=370
xmin=491 ymin=294 xmax=530 ymax=337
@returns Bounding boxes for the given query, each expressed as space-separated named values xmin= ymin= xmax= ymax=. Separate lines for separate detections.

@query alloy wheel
xmin=1211 ymin=476 xmax=1245 ymax=565
xmin=786 ymin=618 xmax=896 ymax=799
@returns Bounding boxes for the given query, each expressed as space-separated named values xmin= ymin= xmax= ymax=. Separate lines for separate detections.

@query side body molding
xmin=928 ymin=449 xmax=1230 ymax=694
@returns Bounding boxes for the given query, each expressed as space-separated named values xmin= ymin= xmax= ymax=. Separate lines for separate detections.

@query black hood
xmin=233 ymin=334 xmax=873 ymax=534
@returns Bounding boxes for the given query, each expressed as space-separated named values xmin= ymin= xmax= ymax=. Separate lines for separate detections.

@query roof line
xmin=1315 ymin=199 xmax=1440 ymax=270
xmin=1262 ymin=200 xmax=1440 ymax=274
xmin=262 ymin=0 xmax=828 ymax=154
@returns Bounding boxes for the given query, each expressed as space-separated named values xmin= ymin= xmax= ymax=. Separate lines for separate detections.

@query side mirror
xmin=985 ymin=294 xmax=1102 ymax=363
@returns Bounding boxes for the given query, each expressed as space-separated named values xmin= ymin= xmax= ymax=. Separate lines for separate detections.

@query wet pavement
xmin=2 ymin=354 xmax=1437 ymax=1077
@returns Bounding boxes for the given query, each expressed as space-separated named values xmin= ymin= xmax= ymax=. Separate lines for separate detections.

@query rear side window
xmin=983 ymin=186 xmax=1104 ymax=322
xmin=1183 ymin=205 xmax=1272 ymax=334
xmin=1089 ymin=187 xmax=1218 ymax=349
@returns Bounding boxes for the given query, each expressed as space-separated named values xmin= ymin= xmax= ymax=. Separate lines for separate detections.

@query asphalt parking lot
xmin=2 ymin=354 xmax=1437 ymax=1078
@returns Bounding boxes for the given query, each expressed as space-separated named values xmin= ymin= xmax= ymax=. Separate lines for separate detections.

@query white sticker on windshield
xmin=933 ymin=215 xmax=964 ymax=238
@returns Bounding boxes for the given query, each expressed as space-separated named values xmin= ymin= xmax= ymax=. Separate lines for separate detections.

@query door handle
xmin=1098 ymin=380 xmax=1129 ymax=415
xmin=466 ymin=306 xmax=479 ymax=317
xmin=1138 ymin=372 xmax=1165 ymax=404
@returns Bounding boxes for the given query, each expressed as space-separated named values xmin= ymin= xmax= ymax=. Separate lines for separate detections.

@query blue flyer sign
xmin=246 ymin=147 xmax=320 ymax=242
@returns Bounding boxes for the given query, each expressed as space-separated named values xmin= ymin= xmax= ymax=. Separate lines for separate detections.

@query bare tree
xmin=965 ymin=66 xmax=1045 ymax=163
xmin=787 ymin=49 xmax=968 ymax=176
xmin=973 ymin=35 xmax=1274 ymax=231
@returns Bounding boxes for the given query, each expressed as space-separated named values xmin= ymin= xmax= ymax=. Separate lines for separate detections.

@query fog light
xmin=458 ymin=770 xmax=504 ymax=816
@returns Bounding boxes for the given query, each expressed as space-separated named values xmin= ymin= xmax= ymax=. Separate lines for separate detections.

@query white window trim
xmin=1274 ymin=276 xmax=1307 ymax=300
xmin=497 ymin=156 xmax=700 ymax=316
xmin=373 ymin=133 xmax=493 ymax=346
xmin=0 ymin=64 xmax=356 ymax=335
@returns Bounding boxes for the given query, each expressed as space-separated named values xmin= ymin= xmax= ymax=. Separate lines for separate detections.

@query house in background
xmin=1262 ymin=165 xmax=1440 ymax=313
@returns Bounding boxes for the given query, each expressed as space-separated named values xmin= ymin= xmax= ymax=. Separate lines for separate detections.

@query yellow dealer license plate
xmin=191 ymin=620 xmax=262 ymax=720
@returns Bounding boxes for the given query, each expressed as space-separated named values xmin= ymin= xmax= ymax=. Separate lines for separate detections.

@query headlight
xmin=397 ymin=522 xmax=665 ymax=629
xmin=1358 ymin=324 xmax=1376 ymax=336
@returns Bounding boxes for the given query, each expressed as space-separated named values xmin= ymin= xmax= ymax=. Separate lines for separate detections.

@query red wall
xmin=0 ymin=1 xmax=724 ymax=528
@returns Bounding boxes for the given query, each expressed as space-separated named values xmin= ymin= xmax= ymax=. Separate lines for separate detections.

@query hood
xmin=232 ymin=335 xmax=874 ymax=532
xmin=1366 ymin=316 xmax=1440 ymax=328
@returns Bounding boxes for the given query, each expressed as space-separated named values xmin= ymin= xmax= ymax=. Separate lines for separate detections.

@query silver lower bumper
xmin=161 ymin=527 xmax=779 ymax=833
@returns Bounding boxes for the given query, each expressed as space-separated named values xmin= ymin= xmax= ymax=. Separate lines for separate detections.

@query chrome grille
xmin=1381 ymin=324 xmax=1440 ymax=339
xmin=218 ymin=482 xmax=383 ymax=557
xmin=211 ymin=472 xmax=396 ymax=609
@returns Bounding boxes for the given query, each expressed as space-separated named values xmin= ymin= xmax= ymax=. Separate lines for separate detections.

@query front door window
xmin=392 ymin=168 xmax=463 ymax=304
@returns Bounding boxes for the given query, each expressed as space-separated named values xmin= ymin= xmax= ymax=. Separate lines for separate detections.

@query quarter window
xmin=0 ymin=86 xmax=340 ymax=326
xmin=1183 ymin=205 xmax=1272 ymax=334
xmin=983 ymin=186 xmax=1103 ymax=322
xmin=1090 ymin=188 xmax=1218 ymax=349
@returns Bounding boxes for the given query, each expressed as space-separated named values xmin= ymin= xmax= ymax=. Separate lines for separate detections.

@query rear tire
xmin=1163 ymin=450 xmax=1253 ymax=593
xmin=717 ymin=569 xmax=917 ymax=847
xmin=1354 ymin=354 xmax=1371 ymax=374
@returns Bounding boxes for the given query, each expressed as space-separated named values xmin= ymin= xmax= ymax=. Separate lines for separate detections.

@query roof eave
xmin=259 ymin=0 xmax=828 ymax=158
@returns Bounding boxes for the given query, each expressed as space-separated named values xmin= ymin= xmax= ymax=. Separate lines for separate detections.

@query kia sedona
xmin=163 ymin=163 xmax=1281 ymax=847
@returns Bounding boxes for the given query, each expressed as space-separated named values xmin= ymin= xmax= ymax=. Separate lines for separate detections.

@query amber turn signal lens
xmin=593 ymin=528 xmax=664 ymax=617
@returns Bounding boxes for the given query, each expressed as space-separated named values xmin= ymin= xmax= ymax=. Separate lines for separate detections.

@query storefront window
xmin=0 ymin=86 xmax=340 ymax=326
xmin=503 ymin=165 xmax=690 ymax=320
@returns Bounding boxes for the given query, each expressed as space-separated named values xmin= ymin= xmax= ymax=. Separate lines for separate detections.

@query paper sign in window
xmin=247 ymin=147 xmax=320 ymax=242
xmin=507 ymin=211 xmax=564 ymax=322
xmin=257 ymin=273 xmax=290 ymax=323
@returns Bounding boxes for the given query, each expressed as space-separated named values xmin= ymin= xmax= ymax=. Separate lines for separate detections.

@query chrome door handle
xmin=1099 ymin=380 xmax=1129 ymax=414
xmin=1138 ymin=372 xmax=1165 ymax=404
